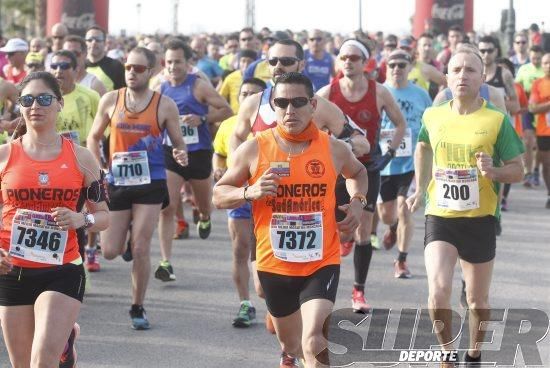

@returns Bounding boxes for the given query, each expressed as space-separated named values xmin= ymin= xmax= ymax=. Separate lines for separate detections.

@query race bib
xmin=112 ymin=151 xmax=151 ymax=186
xmin=9 ymin=209 xmax=68 ymax=265
xmin=270 ymin=212 xmax=323 ymax=263
xmin=435 ymin=168 xmax=480 ymax=211
xmin=61 ymin=130 xmax=80 ymax=144
xmin=179 ymin=116 xmax=199 ymax=145
xmin=380 ymin=128 xmax=412 ymax=157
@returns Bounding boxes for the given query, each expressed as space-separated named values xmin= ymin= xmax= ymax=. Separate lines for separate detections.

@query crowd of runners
xmin=0 ymin=20 xmax=548 ymax=367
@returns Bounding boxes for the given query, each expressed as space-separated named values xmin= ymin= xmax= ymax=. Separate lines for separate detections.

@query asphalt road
xmin=1 ymin=183 xmax=549 ymax=367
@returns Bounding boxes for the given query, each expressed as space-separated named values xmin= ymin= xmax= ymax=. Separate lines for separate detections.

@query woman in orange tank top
xmin=0 ymin=72 xmax=109 ymax=368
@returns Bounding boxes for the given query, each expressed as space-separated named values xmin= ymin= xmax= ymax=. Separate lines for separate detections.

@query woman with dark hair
xmin=0 ymin=71 xmax=109 ymax=367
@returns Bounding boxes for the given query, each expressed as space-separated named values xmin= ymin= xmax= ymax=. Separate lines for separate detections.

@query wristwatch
xmin=200 ymin=115 xmax=208 ymax=124
xmin=83 ymin=213 xmax=96 ymax=229
xmin=350 ymin=193 xmax=368 ymax=209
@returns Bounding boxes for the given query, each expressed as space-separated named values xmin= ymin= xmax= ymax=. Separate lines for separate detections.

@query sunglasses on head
xmin=388 ymin=62 xmax=407 ymax=69
xmin=309 ymin=37 xmax=323 ymax=42
xmin=124 ymin=64 xmax=149 ymax=73
xmin=50 ymin=62 xmax=72 ymax=70
xmin=273 ymin=97 xmax=310 ymax=109
xmin=479 ymin=48 xmax=494 ymax=54
xmin=18 ymin=94 xmax=57 ymax=108
xmin=339 ymin=54 xmax=362 ymax=62
xmin=85 ymin=36 xmax=104 ymax=43
xmin=268 ymin=57 xmax=299 ymax=67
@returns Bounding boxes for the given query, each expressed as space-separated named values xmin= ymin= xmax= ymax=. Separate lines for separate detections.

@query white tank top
xmin=79 ymin=73 xmax=97 ymax=89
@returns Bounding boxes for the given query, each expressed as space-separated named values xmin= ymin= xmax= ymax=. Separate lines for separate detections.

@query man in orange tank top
xmin=87 ymin=47 xmax=188 ymax=330
xmin=214 ymin=72 xmax=368 ymax=368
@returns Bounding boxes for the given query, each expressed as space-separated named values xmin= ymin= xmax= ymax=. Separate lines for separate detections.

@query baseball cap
xmin=25 ymin=52 xmax=44 ymax=64
xmin=387 ymin=49 xmax=412 ymax=63
xmin=0 ymin=38 xmax=29 ymax=53
xmin=398 ymin=38 xmax=414 ymax=50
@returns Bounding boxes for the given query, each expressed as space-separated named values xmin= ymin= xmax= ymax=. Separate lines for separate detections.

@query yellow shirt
xmin=219 ymin=70 xmax=243 ymax=114
xmin=408 ymin=61 xmax=430 ymax=91
xmin=56 ymin=84 xmax=100 ymax=146
xmin=419 ymin=100 xmax=524 ymax=218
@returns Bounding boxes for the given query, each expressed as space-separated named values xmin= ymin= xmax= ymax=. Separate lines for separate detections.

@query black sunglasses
xmin=268 ymin=57 xmax=299 ymax=67
xmin=388 ymin=62 xmax=407 ymax=69
xmin=273 ymin=97 xmax=310 ymax=109
xmin=50 ymin=62 xmax=72 ymax=70
xmin=26 ymin=63 xmax=43 ymax=69
xmin=18 ymin=94 xmax=57 ymax=108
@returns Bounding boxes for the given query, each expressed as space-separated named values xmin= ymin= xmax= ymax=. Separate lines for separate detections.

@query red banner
xmin=46 ymin=0 xmax=109 ymax=36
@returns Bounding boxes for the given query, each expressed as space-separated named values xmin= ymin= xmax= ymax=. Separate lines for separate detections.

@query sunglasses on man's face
xmin=240 ymin=37 xmax=253 ymax=42
xmin=18 ymin=94 xmax=57 ymax=108
xmin=309 ymin=37 xmax=323 ymax=42
xmin=124 ymin=64 xmax=149 ymax=73
xmin=479 ymin=48 xmax=495 ymax=54
xmin=273 ymin=97 xmax=310 ymax=109
xmin=50 ymin=62 xmax=72 ymax=70
xmin=27 ymin=63 xmax=43 ymax=69
xmin=339 ymin=54 xmax=362 ymax=62
xmin=268 ymin=57 xmax=299 ymax=67
xmin=515 ymin=40 xmax=527 ymax=45
xmin=388 ymin=62 xmax=407 ymax=69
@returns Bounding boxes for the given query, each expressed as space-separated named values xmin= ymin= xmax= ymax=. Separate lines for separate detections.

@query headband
xmin=340 ymin=39 xmax=370 ymax=59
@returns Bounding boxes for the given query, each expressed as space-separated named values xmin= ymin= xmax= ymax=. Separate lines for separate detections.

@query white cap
xmin=0 ymin=38 xmax=29 ymax=53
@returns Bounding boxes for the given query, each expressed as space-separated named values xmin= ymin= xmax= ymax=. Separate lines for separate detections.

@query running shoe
xmin=351 ymin=288 xmax=371 ymax=314
xmin=59 ymin=323 xmax=80 ymax=368
xmin=523 ymin=173 xmax=532 ymax=188
xmin=500 ymin=198 xmax=508 ymax=212
xmin=546 ymin=198 xmax=550 ymax=209
xmin=265 ymin=312 xmax=276 ymax=334
xmin=532 ymin=170 xmax=540 ymax=186
xmin=192 ymin=207 xmax=200 ymax=224
xmin=154 ymin=261 xmax=176 ymax=282
xmin=122 ymin=239 xmax=133 ymax=262
xmin=371 ymin=233 xmax=381 ymax=250
xmin=394 ymin=260 xmax=412 ymax=279
xmin=85 ymin=248 xmax=100 ymax=272
xmin=197 ymin=218 xmax=212 ymax=239
xmin=382 ymin=227 xmax=397 ymax=250
xmin=280 ymin=352 xmax=301 ymax=367
xmin=340 ymin=241 xmax=354 ymax=257
xmin=173 ymin=219 xmax=190 ymax=239
xmin=463 ymin=351 xmax=482 ymax=366
xmin=460 ymin=279 xmax=469 ymax=309
xmin=232 ymin=303 xmax=256 ymax=328
xmin=129 ymin=305 xmax=150 ymax=330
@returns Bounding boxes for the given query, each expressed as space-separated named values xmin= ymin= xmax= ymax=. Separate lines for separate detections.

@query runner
xmin=0 ymin=71 xmax=109 ymax=368
xmin=155 ymin=39 xmax=232 ymax=282
xmin=213 ymin=72 xmax=368 ymax=367
xmin=1 ymin=38 xmax=29 ymax=84
xmin=510 ymin=32 xmax=530 ymax=73
xmin=377 ymin=50 xmax=432 ymax=278
xmin=528 ymin=52 xmax=550 ymax=209
xmin=85 ymin=26 xmax=126 ymax=92
xmin=317 ymin=38 xmax=407 ymax=313
xmin=218 ymin=49 xmax=258 ymax=114
xmin=213 ymin=77 xmax=267 ymax=327
xmin=303 ymin=29 xmax=335 ymax=92
xmin=64 ymin=35 xmax=107 ymax=96
xmin=0 ymin=78 xmax=17 ymax=142
xmin=87 ymin=47 xmax=188 ymax=330
xmin=407 ymin=47 xmax=524 ymax=365
xmin=50 ymin=50 xmax=100 ymax=146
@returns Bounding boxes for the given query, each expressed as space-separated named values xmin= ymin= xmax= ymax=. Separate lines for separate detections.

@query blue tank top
xmin=303 ymin=50 xmax=333 ymax=92
xmin=161 ymin=74 xmax=211 ymax=152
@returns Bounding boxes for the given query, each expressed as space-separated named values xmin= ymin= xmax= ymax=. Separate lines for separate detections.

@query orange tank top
xmin=250 ymin=129 xmax=339 ymax=277
xmin=108 ymin=88 xmax=166 ymax=184
xmin=0 ymin=137 xmax=84 ymax=268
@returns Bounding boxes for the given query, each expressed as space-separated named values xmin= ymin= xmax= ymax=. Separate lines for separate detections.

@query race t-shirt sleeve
xmin=529 ymin=79 xmax=541 ymax=104
xmin=495 ymin=114 xmax=525 ymax=161
xmin=213 ymin=120 xmax=229 ymax=157
xmin=417 ymin=118 xmax=430 ymax=145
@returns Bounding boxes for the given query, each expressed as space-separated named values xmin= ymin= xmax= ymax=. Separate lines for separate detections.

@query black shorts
xmin=380 ymin=171 xmax=414 ymax=202
xmin=0 ymin=263 xmax=86 ymax=306
xmin=335 ymin=163 xmax=381 ymax=220
xmin=424 ymin=215 xmax=496 ymax=263
xmin=258 ymin=264 xmax=340 ymax=318
xmin=108 ymin=179 xmax=168 ymax=211
xmin=537 ymin=136 xmax=550 ymax=151
xmin=164 ymin=145 xmax=212 ymax=180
